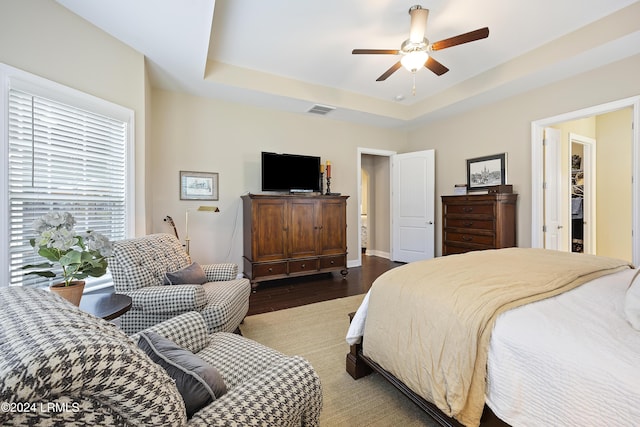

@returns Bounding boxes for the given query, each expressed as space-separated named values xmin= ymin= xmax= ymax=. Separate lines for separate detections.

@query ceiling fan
xmin=352 ymin=5 xmax=489 ymax=88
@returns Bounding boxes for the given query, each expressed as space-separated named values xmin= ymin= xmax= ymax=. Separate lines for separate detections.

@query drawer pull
xmin=463 ymin=207 xmax=473 ymax=213
xmin=330 ymin=260 xmax=335 ymax=264
xmin=463 ymin=222 xmax=473 ymax=227
xmin=268 ymin=268 xmax=273 ymax=272
xmin=301 ymin=264 xmax=306 ymax=269
xmin=462 ymin=235 xmax=473 ymax=242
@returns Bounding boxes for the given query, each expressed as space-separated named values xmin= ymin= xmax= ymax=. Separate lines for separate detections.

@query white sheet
xmin=486 ymin=268 xmax=640 ymax=427
xmin=346 ymin=268 xmax=640 ymax=426
xmin=346 ymin=290 xmax=369 ymax=345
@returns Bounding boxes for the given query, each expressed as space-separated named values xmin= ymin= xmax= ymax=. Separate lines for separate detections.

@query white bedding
xmin=486 ymin=268 xmax=640 ymax=426
xmin=346 ymin=268 xmax=640 ymax=426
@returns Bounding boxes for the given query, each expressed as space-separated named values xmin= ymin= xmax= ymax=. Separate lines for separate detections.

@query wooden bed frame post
xmin=346 ymin=312 xmax=373 ymax=379
xmin=345 ymin=312 xmax=508 ymax=427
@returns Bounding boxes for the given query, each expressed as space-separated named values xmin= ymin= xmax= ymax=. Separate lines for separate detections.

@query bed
xmin=345 ymin=248 xmax=640 ymax=427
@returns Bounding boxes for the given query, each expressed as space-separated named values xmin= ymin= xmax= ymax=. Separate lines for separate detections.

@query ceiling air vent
xmin=307 ymin=104 xmax=336 ymax=116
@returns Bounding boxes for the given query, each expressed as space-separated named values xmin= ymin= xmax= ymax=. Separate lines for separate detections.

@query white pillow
xmin=624 ymin=269 xmax=640 ymax=330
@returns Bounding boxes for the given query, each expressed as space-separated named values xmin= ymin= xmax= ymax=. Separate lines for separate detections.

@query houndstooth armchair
xmin=108 ymin=233 xmax=251 ymax=335
xmin=0 ymin=287 xmax=323 ymax=426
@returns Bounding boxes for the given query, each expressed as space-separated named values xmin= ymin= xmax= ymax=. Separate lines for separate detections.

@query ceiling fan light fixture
xmin=401 ymin=50 xmax=428 ymax=72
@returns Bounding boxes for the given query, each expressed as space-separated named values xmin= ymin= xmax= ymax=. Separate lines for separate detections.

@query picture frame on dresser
xmin=466 ymin=153 xmax=507 ymax=191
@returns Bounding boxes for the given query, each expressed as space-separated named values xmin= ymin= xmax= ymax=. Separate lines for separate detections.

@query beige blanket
xmin=362 ymin=248 xmax=631 ymax=427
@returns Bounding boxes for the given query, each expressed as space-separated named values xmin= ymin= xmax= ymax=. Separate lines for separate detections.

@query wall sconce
xmin=185 ymin=205 xmax=220 ymax=254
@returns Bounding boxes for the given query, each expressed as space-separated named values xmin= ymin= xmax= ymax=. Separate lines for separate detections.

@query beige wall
xmin=150 ymin=89 xmax=405 ymax=267
xmin=406 ymin=53 xmax=640 ymax=255
xmin=0 ymin=0 xmax=149 ymax=233
xmin=2 ymin=1 xmax=640 ymax=268
xmin=596 ymin=108 xmax=633 ymax=261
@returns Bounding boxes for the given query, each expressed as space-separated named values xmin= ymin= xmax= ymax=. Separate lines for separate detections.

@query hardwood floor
xmin=247 ymin=255 xmax=404 ymax=316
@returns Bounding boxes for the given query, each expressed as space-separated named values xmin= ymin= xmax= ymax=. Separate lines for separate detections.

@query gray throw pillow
xmin=165 ymin=262 xmax=207 ymax=285
xmin=137 ymin=331 xmax=227 ymax=417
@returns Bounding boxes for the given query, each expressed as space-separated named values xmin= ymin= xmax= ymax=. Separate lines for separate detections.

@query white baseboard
xmin=347 ymin=259 xmax=360 ymax=268
xmin=365 ymin=249 xmax=390 ymax=259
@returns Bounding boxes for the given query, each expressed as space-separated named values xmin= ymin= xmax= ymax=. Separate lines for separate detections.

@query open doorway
xmin=357 ymin=148 xmax=436 ymax=266
xmin=568 ymin=133 xmax=596 ymax=254
xmin=532 ymin=96 xmax=639 ymax=265
xmin=357 ymin=148 xmax=395 ymax=267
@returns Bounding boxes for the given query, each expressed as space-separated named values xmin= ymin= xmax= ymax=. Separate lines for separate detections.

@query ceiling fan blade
xmin=431 ymin=27 xmax=489 ymax=51
xmin=424 ymin=57 xmax=449 ymax=76
xmin=409 ymin=6 xmax=429 ymax=43
xmin=352 ymin=49 xmax=400 ymax=55
xmin=376 ymin=61 xmax=402 ymax=81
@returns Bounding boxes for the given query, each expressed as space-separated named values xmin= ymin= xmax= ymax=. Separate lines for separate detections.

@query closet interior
xmin=571 ymin=153 xmax=584 ymax=253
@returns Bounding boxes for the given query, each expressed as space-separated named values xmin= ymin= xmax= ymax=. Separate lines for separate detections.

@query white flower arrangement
xmin=22 ymin=211 xmax=113 ymax=286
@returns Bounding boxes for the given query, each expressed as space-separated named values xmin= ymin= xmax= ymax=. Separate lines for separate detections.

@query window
xmin=1 ymin=64 xmax=134 ymax=289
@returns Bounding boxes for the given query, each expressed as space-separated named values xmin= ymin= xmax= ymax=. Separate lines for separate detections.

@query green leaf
xmin=59 ymin=250 xmax=82 ymax=266
xmin=22 ymin=262 xmax=54 ymax=270
xmin=84 ymin=265 xmax=107 ymax=277
xmin=71 ymin=272 xmax=89 ymax=280
xmin=38 ymin=247 xmax=62 ymax=263
xmin=24 ymin=271 xmax=57 ymax=278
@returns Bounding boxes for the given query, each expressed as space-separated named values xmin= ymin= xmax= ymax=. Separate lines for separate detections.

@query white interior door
xmin=544 ymin=127 xmax=562 ymax=250
xmin=391 ymin=150 xmax=435 ymax=262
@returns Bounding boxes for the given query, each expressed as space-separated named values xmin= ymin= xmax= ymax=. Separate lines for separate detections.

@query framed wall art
xmin=180 ymin=171 xmax=219 ymax=200
xmin=466 ymin=153 xmax=507 ymax=191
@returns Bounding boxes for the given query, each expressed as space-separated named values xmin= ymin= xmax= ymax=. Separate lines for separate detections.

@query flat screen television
xmin=261 ymin=152 xmax=321 ymax=192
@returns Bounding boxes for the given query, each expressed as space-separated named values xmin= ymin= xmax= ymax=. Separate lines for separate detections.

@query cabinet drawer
xmin=445 ymin=203 xmax=494 ymax=216
xmin=320 ymin=255 xmax=346 ymax=270
xmin=444 ymin=245 xmax=486 ymax=256
xmin=253 ymin=262 xmax=287 ymax=278
xmin=289 ymin=259 xmax=319 ymax=274
xmin=444 ymin=218 xmax=494 ymax=231
xmin=445 ymin=231 xmax=495 ymax=246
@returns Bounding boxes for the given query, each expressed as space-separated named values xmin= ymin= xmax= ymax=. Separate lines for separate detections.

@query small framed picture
xmin=180 ymin=171 xmax=219 ymax=200
xmin=466 ymin=153 xmax=507 ymax=191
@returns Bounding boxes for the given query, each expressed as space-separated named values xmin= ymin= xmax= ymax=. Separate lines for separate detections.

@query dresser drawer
xmin=253 ymin=261 xmax=287 ymax=278
xmin=320 ymin=255 xmax=346 ymax=270
xmin=444 ymin=203 xmax=494 ymax=216
xmin=289 ymin=259 xmax=319 ymax=274
xmin=444 ymin=218 xmax=495 ymax=231
xmin=443 ymin=244 xmax=488 ymax=256
xmin=445 ymin=231 xmax=495 ymax=246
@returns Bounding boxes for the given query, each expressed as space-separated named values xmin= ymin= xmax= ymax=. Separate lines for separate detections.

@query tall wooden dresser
xmin=242 ymin=193 xmax=349 ymax=289
xmin=441 ymin=193 xmax=517 ymax=255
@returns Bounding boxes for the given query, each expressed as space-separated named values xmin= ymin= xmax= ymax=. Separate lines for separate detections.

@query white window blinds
xmin=8 ymin=89 xmax=128 ymax=288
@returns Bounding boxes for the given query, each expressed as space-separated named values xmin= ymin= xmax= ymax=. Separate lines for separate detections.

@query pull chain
xmin=412 ymin=72 xmax=417 ymax=96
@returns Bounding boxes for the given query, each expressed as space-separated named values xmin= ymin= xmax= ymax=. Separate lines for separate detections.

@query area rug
xmin=240 ymin=295 xmax=439 ymax=426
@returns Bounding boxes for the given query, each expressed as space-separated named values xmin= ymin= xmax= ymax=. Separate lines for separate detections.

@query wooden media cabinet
xmin=242 ymin=193 xmax=349 ymax=289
